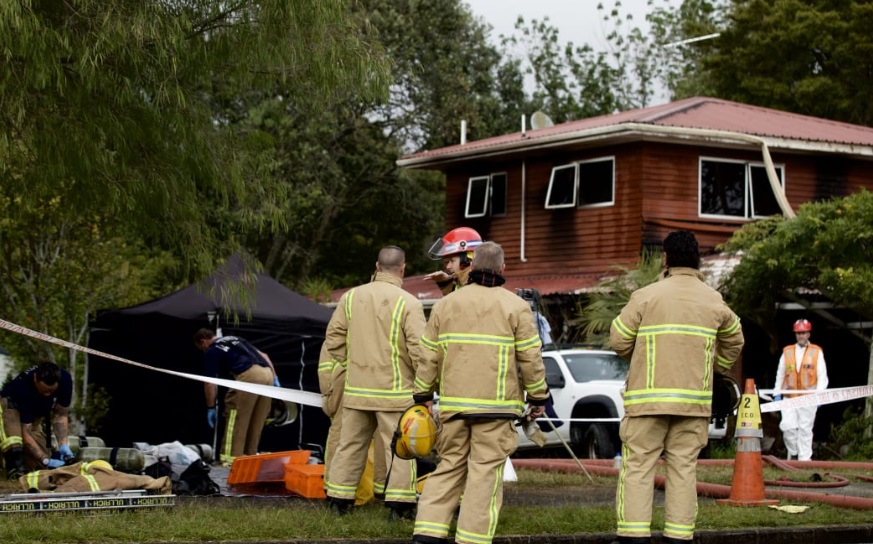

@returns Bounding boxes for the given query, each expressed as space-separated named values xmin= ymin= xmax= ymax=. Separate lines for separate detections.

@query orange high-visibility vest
xmin=781 ymin=343 xmax=821 ymax=398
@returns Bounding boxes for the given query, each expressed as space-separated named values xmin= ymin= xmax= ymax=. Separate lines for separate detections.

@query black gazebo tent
xmin=87 ymin=255 xmax=333 ymax=454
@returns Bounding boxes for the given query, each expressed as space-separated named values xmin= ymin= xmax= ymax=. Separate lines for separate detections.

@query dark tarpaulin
xmin=87 ymin=255 xmax=333 ymax=455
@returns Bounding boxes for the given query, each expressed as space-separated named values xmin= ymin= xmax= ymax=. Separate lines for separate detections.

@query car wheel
xmin=582 ymin=425 xmax=615 ymax=459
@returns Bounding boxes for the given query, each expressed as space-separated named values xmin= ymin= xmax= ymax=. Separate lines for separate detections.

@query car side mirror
xmin=546 ymin=373 xmax=565 ymax=389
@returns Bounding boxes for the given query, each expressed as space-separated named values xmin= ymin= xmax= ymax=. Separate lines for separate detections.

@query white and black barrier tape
xmin=0 ymin=318 xmax=322 ymax=409
xmin=759 ymin=385 xmax=873 ymax=414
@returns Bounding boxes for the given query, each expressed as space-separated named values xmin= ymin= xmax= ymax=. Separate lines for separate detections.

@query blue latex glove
xmin=273 ymin=376 xmax=281 ymax=388
xmin=207 ymin=407 xmax=217 ymax=428
xmin=773 ymin=394 xmax=783 ymax=402
xmin=58 ymin=444 xmax=74 ymax=460
xmin=46 ymin=458 xmax=65 ymax=469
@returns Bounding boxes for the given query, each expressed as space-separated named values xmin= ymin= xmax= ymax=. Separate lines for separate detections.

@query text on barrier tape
xmin=760 ymin=385 xmax=873 ymax=413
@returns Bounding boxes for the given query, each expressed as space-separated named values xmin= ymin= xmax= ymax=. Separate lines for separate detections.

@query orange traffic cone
xmin=716 ymin=378 xmax=779 ymax=507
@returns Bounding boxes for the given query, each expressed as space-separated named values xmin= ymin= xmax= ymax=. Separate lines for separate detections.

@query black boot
xmin=327 ymin=497 xmax=354 ymax=516
xmin=662 ymin=538 xmax=692 ymax=544
xmin=3 ymin=448 xmax=25 ymax=481
xmin=386 ymin=501 xmax=416 ymax=522
xmin=609 ymin=537 xmax=651 ymax=544
xmin=412 ymin=536 xmax=448 ymax=544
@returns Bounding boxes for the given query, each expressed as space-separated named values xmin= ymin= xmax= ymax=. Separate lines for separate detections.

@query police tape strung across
xmin=0 ymin=318 xmax=321 ymax=408
xmin=760 ymin=385 xmax=873 ymax=413
xmin=4 ymin=317 xmax=871 ymax=417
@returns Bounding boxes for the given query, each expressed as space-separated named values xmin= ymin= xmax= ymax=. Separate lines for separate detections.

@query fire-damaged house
xmin=392 ymin=96 xmax=873 ymax=442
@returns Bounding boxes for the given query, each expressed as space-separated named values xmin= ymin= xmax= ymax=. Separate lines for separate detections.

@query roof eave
xmin=397 ymin=123 xmax=873 ymax=170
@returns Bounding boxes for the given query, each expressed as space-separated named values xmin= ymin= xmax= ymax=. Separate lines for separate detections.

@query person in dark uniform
xmin=193 ymin=329 xmax=278 ymax=464
xmin=0 ymin=361 xmax=74 ymax=479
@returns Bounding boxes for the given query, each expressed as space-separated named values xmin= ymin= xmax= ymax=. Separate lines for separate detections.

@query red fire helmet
xmin=427 ymin=227 xmax=483 ymax=259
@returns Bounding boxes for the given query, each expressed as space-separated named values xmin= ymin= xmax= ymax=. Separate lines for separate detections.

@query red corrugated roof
xmin=400 ymin=97 xmax=873 ymax=164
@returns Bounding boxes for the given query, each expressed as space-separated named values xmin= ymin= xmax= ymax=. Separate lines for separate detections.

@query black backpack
xmin=173 ymin=459 xmax=221 ymax=496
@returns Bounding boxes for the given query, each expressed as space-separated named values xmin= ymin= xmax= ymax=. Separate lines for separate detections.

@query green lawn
xmin=0 ymin=466 xmax=870 ymax=543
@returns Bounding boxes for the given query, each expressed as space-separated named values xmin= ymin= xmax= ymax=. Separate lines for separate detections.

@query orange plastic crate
xmin=226 ymin=450 xmax=311 ymax=485
xmin=284 ymin=463 xmax=326 ymax=499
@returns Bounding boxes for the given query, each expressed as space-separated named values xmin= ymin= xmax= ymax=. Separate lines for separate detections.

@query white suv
xmin=517 ymin=348 xmax=728 ymax=458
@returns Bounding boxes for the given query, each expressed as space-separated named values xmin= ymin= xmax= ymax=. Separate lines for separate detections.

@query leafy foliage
xmin=720 ymin=190 xmax=873 ymax=325
xmin=828 ymin=406 xmax=873 ymax=460
xmin=0 ymin=0 xmax=392 ymax=276
xmin=701 ymin=0 xmax=873 ymax=126
xmin=574 ymin=249 xmax=664 ymax=346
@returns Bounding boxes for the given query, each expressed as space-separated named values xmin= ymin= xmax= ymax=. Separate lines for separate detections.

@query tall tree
xmin=0 ymin=184 xmax=177 ymax=423
xmin=224 ymin=0 xmax=525 ymax=288
xmin=701 ymin=0 xmax=873 ymax=125
xmin=1 ymin=1 xmax=392 ymax=277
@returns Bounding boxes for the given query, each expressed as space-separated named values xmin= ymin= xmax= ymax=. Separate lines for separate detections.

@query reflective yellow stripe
xmin=1 ymin=436 xmax=23 ymax=450
xmin=421 ymin=336 xmax=439 ymax=351
xmin=514 ymin=334 xmax=541 ymax=351
xmin=26 ymin=471 xmax=40 ymax=490
xmin=524 ymin=377 xmax=546 ymax=394
xmin=665 ymin=521 xmax=695 ymax=537
xmin=437 ymin=333 xmax=514 ymax=346
xmin=390 ymin=298 xmax=406 ymax=391
xmin=612 ymin=316 xmax=635 ymax=339
xmin=638 ymin=324 xmax=718 ymax=337
xmin=624 ymin=388 xmax=712 ymax=406
xmin=344 ymin=386 xmax=413 ymax=400
xmin=438 ymin=397 xmax=524 ymax=413
xmin=221 ymin=409 xmax=237 ymax=463
xmin=497 ymin=345 xmax=508 ymax=400
xmin=414 ymin=520 xmax=451 ymax=537
xmin=719 ymin=316 xmax=741 ymax=336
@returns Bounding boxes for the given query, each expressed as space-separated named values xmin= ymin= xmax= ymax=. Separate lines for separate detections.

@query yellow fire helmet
xmin=85 ymin=460 xmax=114 ymax=473
xmin=391 ymin=404 xmax=437 ymax=460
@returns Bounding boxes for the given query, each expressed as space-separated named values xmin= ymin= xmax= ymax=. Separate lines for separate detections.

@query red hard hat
xmin=427 ymin=227 xmax=483 ymax=259
xmin=793 ymin=319 xmax=812 ymax=332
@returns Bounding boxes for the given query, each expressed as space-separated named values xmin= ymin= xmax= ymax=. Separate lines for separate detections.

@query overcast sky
xmin=465 ymin=0 xmax=679 ymax=49
xmin=464 ymin=0 xmax=680 ymax=106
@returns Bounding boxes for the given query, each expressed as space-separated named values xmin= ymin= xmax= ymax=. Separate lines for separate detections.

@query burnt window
xmin=546 ymin=156 xmax=615 ymax=209
xmin=464 ymin=173 xmax=507 ymax=218
xmin=699 ymin=158 xmax=785 ymax=219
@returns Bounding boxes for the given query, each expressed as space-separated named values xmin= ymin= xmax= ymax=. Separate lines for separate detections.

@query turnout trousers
xmin=326 ymin=407 xmax=415 ymax=504
xmin=0 ymin=398 xmax=52 ymax=471
xmin=221 ymin=364 xmax=273 ymax=463
xmin=616 ymin=415 xmax=708 ymax=542
xmin=414 ymin=417 xmax=518 ymax=544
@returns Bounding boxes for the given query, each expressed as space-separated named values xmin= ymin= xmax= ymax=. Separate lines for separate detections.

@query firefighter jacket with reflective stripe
xmin=778 ymin=343 xmax=827 ymax=398
xmin=321 ymin=271 xmax=425 ymax=412
xmin=415 ymin=283 xmax=549 ymax=420
xmin=609 ymin=267 xmax=744 ymax=418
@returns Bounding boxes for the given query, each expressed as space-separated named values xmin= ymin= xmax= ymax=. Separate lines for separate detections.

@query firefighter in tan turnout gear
xmin=609 ymin=230 xmax=744 ymax=544
xmin=412 ymin=241 xmax=549 ymax=544
xmin=324 ymin=246 xmax=426 ymax=521
xmin=424 ymin=226 xmax=483 ymax=295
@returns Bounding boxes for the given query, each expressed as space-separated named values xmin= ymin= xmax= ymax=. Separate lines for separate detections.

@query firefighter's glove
xmin=521 ymin=407 xmax=548 ymax=447
xmin=46 ymin=458 xmax=65 ymax=469
xmin=207 ymin=407 xmax=218 ymax=429
xmin=773 ymin=394 xmax=783 ymax=402
xmin=273 ymin=376 xmax=281 ymax=388
xmin=58 ymin=444 xmax=74 ymax=462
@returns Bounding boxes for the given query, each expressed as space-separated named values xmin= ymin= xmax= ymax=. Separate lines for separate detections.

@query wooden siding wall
xmin=443 ymin=144 xmax=644 ymax=278
xmin=441 ymin=141 xmax=873 ymax=278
